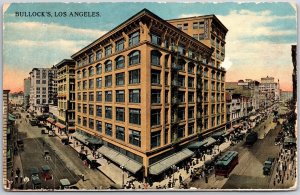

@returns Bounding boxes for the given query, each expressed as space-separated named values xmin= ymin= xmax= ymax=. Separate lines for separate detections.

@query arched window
xmin=89 ymin=66 xmax=94 ymax=77
xmin=96 ymin=64 xmax=102 ymax=74
xmin=77 ymin=70 xmax=81 ymax=80
xmin=151 ymin=50 xmax=162 ymax=66
xmin=105 ymin=60 xmax=112 ymax=72
xmin=188 ymin=62 xmax=195 ymax=74
xmin=128 ymin=50 xmax=140 ymax=66
xmin=82 ymin=69 xmax=87 ymax=78
xmin=115 ymin=55 xmax=125 ymax=69
xmin=178 ymin=59 xmax=186 ymax=71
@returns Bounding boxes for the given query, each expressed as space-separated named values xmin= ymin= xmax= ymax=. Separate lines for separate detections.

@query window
xmin=129 ymin=109 xmax=141 ymax=125
xmin=151 ymin=131 xmax=161 ymax=149
xmin=187 ymin=123 xmax=194 ymax=135
xmin=89 ymin=67 xmax=94 ymax=76
xmin=105 ymin=60 xmax=112 ymax=72
xmin=89 ymin=79 xmax=94 ymax=89
xmin=96 ymin=77 xmax=102 ymax=88
xmin=96 ymin=64 xmax=102 ymax=74
xmin=89 ymin=105 xmax=94 ymax=115
xmin=83 ymin=117 xmax=87 ymax=126
xmin=164 ymin=129 xmax=169 ymax=144
xmin=178 ymin=107 xmax=185 ymax=121
xmin=83 ymin=80 xmax=87 ymax=89
xmin=188 ymin=63 xmax=195 ymax=74
xmin=89 ymin=118 xmax=94 ymax=129
xmin=77 ymin=116 xmax=81 ymax=125
xmin=36 ymin=80 xmax=40 ymax=84
xmin=188 ymin=92 xmax=194 ymax=103
xmin=82 ymin=69 xmax=87 ymax=78
xmin=105 ymin=91 xmax=112 ymax=102
xmin=178 ymin=91 xmax=185 ymax=103
xmin=116 ymin=90 xmax=125 ymax=102
xmin=151 ymin=34 xmax=161 ymax=45
xmin=77 ymin=93 xmax=81 ymax=101
xmin=116 ymin=107 xmax=125 ymax=122
xmin=188 ymin=107 xmax=194 ymax=119
xmin=105 ymin=75 xmax=112 ymax=87
xmin=96 ymin=91 xmax=102 ymax=102
xmin=116 ymin=73 xmax=125 ymax=86
xmin=89 ymin=92 xmax=94 ymax=101
xmin=199 ymin=34 xmax=205 ymax=40
xmin=116 ymin=39 xmax=125 ymax=51
xmin=183 ymin=23 xmax=188 ymax=30
xmin=77 ymin=103 xmax=81 ymax=112
xmin=96 ymin=120 xmax=102 ymax=132
xmin=89 ymin=54 xmax=94 ymax=64
xmin=165 ymin=90 xmax=169 ymax=103
xmin=151 ymin=109 xmax=161 ymax=126
xmin=105 ymin=123 xmax=112 ymax=136
xmin=105 ymin=106 xmax=112 ymax=119
xmin=178 ymin=125 xmax=185 ymax=138
xmin=77 ymin=82 xmax=81 ymax=90
xmin=178 ymin=75 xmax=185 ymax=87
xmin=199 ymin=21 xmax=204 ymax=28
xmin=42 ymin=80 xmax=46 ymax=84
xmin=188 ymin=77 xmax=194 ymax=88
xmin=116 ymin=126 xmax=125 ymax=141
xmin=82 ymin=57 xmax=87 ymax=66
xmin=129 ymin=89 xmax=140 ymax=103
xmin=96 ymin=50 xmax=102 ymax=60
xmin=129 ymin=129 xmax=141 ymax=147
xmin=129 ymin=31 xmax=140 ymax=46
xmin=165 ymin=72 xmax=168 ymax=85
xmin=151 ymin=89 xmax=161 ymax=104
xmin=193 ymin=22 xmax=199 ymax=29
xmin=129 ymin=69 xmax=140 ymax=84
xmin=151 ymin=70 xmax=161 ymax=85
xmin=129 ymin=51 xmax=140 ymax=66
xmin=177 ymin=24 xmax=182 ymax=30
xmin=151 ymin=50 xmax=161 ymax=66
xmin=96 ymin=105 xmax=102 ymax=117
xmin=115 ymin=56 xmax=125 ymax=69
xmin=83 ymin=92 xmax=87 ymax=101
xmin=105 ymin=45 xmax=112 ymax=56
xmin=164 ymin=39 xmax=169 ymax=49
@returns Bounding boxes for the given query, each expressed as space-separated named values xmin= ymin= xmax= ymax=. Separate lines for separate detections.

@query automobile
xmin=41 ymin=165 xmax=53 ymax=181
xmin=29 ymin=118 xmax=38 ymax=126
xmin=263 ymin=157 xmax=275 ymax=175
xmin=30 ymin=167 xmax=41 ymax=189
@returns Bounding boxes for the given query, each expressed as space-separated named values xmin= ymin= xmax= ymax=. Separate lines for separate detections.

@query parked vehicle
xmin=263 ymin=157 xmax=275 ymax=175
xmin=245 ymin=132 xmax=258 ymax=146
xmin=41 ymin=165 xmax=53 ymax=181
xmin=30 ymin=167 xmax=41 ymax=189
xmin=29 ymin=118 xmax=38 ymax=126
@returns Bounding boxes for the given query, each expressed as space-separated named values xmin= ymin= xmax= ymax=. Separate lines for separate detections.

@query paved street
xmin=16 ymin=111 xmax=113 ymax=190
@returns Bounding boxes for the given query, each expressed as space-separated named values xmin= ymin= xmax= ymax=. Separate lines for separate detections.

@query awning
xmin=187 ymin=140 xmax=208 ymax=149
xmin=46 ymin=117 xmax=56 ymax=124
xmin=72 ymin=132 xmax=88 ymax=144
xmin=204 ymin=137 xmax=217 ymax=147
xmin=149 ymin=148 xmax=193 ymax=175
xmin=97 ymin=145 xmax=142 ymax=174
xmin=87 ymin=155 xmax=95 ymax=161
xmin=86 ymin=137 xmax=102 ymax=145
xmin=212 ymin=131 xmax=226 ymax=138
xmin=9 ymin=114 xmax=16 ymax=121
xmin=55 ymin=122 xmax=66 ymax=129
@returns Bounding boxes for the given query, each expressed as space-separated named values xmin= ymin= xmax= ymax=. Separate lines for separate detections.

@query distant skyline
xmin=3 ymin=2 xmax=297 ymax=92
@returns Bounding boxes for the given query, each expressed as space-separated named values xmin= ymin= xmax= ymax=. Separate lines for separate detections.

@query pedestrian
xmin=81 ymin=174 xmax=85 ymax=181
xmin=179 ymin=174 xmax=183 ymax=184
xmin=15 ymin=175 xmax=18 ymax=183
xmin=11 ymin=170 xmax=14 ymax=178
xmin=273 ymin=179 xmax=276 ymax=186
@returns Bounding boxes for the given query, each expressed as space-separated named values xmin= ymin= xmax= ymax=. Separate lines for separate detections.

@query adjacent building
xmin=292 ymin=45 xmax=297 ymax=104
xmin=71 ymin=9 xmax=227 ymax=178
xmin=24 ymin=77 xmax=31 ymax=109
xmin=168 ymin=14 xmax=228 ymax=135
xmin=9 ymin=91 xmax=24 ymax=106
xmin=55 ymin=59 xmax=76 ymax=133
xmin=259 ymin=76 xmax=280 ymax=108
xmin=29 ymin=68 xmax=57 ymax=115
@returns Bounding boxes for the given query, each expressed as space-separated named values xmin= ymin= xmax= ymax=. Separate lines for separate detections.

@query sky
xmin=3 ymin=2 xmax=297 ymax=92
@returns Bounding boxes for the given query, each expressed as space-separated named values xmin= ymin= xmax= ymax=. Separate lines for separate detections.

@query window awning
xmin=72 ymin=132 xmax=88 ymax=144
xmin=187 ymin=140 xmax=208 ymax=149
xmin=46 ymin=117 xmax=56 ymax=124
xmin=86 ymin=137 xmax=102 ymax=145
xmin=9 ymin=114 xmax=16 ymax=121
xmin=149 ymin=148 xmax=194 ymax=175
xmin=204 ymin=137 xmax=217 ymax=147
xmin=55 ymin=122 xmax=66 ymax=129
xmin=97 ymin=145 xmax=142 ymax=174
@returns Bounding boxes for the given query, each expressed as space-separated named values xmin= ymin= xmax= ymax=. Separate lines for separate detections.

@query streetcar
xmin=215 ymin=151 xmax=239 ymax=178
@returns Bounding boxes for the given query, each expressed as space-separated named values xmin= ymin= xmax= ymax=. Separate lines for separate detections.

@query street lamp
xmin=120 ymin=165 xmax=124 ymax=188
xmin=171 ymin=165 xmax=176 ymax=187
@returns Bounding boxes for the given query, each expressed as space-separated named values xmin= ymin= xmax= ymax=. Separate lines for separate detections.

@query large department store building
xmin=71 ymin=9 xmax=227 ymax=177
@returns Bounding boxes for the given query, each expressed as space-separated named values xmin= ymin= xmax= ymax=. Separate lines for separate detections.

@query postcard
xmin=2 ymin=1 xmax=297 ymax=191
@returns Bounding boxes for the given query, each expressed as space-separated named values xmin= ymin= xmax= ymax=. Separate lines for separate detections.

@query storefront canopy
xmin=72 ymin=132 xmax=88 ymax=144
xmin=97 ymin=145 xmax=142 ymax=174
xmin=87 ymin=137 xmax=102 ymax=145
xmin=46 ymin=117 xmax=56 ymax=124
xmin=149 ymin=148 xmax=194 ymax=175
xmin=187 ymin=140 xmax=208 ymax=149
xmin=204 ymin=137 xmax=217 ymax=147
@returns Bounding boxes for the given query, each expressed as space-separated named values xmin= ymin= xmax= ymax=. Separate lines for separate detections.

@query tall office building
xmin=72 ymin=9 xmax=227 ymax=177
